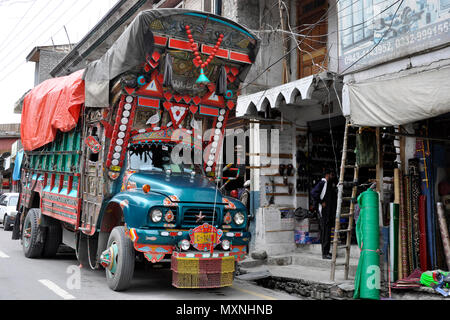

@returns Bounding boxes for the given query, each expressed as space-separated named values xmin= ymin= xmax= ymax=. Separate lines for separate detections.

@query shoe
xmin=279 ymin=164 xmax=286 ymax=176
xmin=322 ymin=254 xmax=332 ymax=260
xmin=286 ymin=164 xmax=294 ymax=176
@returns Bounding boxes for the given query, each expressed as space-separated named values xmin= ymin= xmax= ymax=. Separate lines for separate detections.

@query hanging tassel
xmin=163 ymin=53 xmax=173 ymax=87
xmin=196 ymin=68 xmax=210 ymax=84
xmin=215 ymin=65 xmax=227 ymax=95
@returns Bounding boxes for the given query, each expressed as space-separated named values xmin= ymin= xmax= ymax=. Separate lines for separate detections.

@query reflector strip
xmin=229 ymin=51 xmax=252 ymax=64
xmin=154 ymin=35 xmax=168 ymax=46
xmin=137 ymin=96 xmax=160 ymax=109
xmin=201 ymin=44 xmax=228 ymax=59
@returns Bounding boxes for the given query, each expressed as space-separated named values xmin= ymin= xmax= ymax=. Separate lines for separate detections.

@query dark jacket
xmin=311 ymin=178 xmax=337 ymax=224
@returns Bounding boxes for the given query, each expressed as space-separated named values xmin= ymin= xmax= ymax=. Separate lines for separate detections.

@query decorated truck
xmin=15 ymin=9 xmax=259 ymax=291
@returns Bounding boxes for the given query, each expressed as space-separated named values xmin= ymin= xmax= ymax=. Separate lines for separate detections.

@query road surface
xmin=0 ymin=226 xmax=299 ymax=300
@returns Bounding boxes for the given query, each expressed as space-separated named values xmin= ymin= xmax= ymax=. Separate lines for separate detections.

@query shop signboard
xmin=338 ymin=0 xmax=450 ymax=74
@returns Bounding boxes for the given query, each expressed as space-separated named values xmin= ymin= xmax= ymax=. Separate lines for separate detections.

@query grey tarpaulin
xmin=82 ymin=9 xmax=260 ymax=108
xmin=346 ymin=65 xmax=450 ymax=126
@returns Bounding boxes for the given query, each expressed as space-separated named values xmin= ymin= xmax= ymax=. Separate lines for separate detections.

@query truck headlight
xmin=234 ymin=212 xmax=245 ymax=225
xmin=221 ymin=239 xmax=230 ymax=250
xmin=150 ymin=209 xmax=163 ymax=223
xmin=179 ymin=239 xmax=190 ymax=251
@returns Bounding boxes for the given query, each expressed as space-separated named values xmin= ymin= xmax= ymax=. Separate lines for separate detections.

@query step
xmin=238 ymin=257 xmax=266 ymax=268
xmin=267 ymin=264 xmax=355 ymax=285
xmin=267 ymin=255 xmax=293 ymax=266
xmin=295 ymin=244 xmax=361 ymax=259
xmin=291 ymin=253 xmax=358 ymax=276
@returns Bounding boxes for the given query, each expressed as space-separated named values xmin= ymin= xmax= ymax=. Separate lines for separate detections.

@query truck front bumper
xmin=125 ymin=227 xmax=249 ymax=263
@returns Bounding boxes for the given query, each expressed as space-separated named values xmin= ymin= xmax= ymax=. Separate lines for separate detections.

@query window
xmin=340 ymin=0 xmax=375 ymax=50
xmin=202 ymin=0 xmax=222 ymax=15
xmin=128 ymin=144 xmax=205 ymax=176
xmin=297 ymin=0 xmax=328 ymax=78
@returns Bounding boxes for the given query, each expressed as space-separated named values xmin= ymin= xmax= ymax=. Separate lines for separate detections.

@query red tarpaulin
xmin=21 ymin=69 xmax=85 ymax=151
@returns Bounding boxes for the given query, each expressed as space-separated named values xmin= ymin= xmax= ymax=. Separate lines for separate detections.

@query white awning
xmin=344 ymin=65 xmax=450 ymax=126
xmin=236 ymin=74 xmax=316 ymax=117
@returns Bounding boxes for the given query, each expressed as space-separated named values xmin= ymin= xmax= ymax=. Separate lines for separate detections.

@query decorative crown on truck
xmin=17 ymin=9 xmax=259 ymax=291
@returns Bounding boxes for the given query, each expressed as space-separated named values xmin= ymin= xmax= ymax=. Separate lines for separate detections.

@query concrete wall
xmin=35 ymin=50 xmax=69 ymax=85
xmin=222 ymin=0 xmax=296 ymax=95
xmin=184 ymin=0 xmax=202 ymax=11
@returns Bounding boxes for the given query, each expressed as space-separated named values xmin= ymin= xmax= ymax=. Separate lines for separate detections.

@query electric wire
xmin=0 ymin=0 xmax=37 ymax=51
xmin=0 ymin=0 xmax=64 ymax=54
xmin=240 ymin=0 xmax=341 ymax=92
xmin=0 ymin=0 xmax=96 ymax=83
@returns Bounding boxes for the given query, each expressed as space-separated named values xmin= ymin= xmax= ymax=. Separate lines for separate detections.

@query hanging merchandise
xmin=353 ymin=188 xmax=380 ymax=300
xmin=389 ymin=203 xmax=399 ymax=282
xmin=436 ymin=203 xmax=450 ymax=270
xmin=355 ymin=128 xmax=378 ymax=167
xmin=405 ymin=175 xmax=415 ymax=273
xmin=416 ymin=135 xmax=437 ymax=269
xmin=408 ymin=158 xmax=421 ymax=270
xmin=418 ymin=195 xmax=428 ymax=271
xmin=394 ymin=168 xmax=403 ymax=280
xmin=399 ymin=170 xmax=410 ymax=277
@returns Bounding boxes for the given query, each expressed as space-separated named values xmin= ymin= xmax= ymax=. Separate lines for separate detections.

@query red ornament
xmin=185 ymin=24 xmax=224 ymax=69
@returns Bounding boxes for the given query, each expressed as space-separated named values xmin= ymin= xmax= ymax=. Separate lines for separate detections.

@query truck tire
xmin=105 ymin=226 xmax=135 ymax=291
xmin=42 ymin=223 xmax=62 ymax=258
xmin=3 ymin=215 xmax=12 ymax=231
xmin=22 ymin=209 xmax=44 ymax=258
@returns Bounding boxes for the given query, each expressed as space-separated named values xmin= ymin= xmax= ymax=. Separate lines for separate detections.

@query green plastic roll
xmin=353 ymin=188 xmax=380 ymax=300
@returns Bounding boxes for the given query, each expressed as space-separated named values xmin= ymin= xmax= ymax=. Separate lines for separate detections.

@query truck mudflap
xmin=171 ymin=252 xmax=235 ymax=289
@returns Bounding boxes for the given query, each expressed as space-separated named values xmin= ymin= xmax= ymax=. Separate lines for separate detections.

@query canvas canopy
xmin=83 ymin=9 xmax=260 ymax=108
xmin=345 ymin=65 xmax=450 ymax=126
xmin=21 ymin=69 xmax=84 ymax=151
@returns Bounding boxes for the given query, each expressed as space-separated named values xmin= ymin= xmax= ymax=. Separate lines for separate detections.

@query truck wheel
xmin=22 ymin=209 xmax=44 ymax=258
xmin=104 ymin=226 xmax=135 ymax=291
xmin=3 ymin=215 xmax=12 ymax=231
xmin=42 ymin=223 xmax=62 ymax=258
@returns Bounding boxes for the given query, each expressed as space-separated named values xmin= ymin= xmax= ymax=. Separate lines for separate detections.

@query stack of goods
xmin=389 ymin=138 xmax=450 ymax=290
xmin=293 ymin=208 xmax=320 ymax=244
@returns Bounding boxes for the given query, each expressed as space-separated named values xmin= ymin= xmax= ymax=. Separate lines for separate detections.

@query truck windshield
xmin=128 ymin=144 xmax=204 ymax=175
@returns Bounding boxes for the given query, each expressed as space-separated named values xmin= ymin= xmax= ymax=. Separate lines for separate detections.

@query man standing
xmin=311 ymin=169 xmax=337 ymax=259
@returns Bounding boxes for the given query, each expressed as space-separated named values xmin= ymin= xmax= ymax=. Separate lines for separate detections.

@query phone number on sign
xmin=343 ymin=18 xmax=450 ymax=67
xmin=395 ymin=20 xmax=449 ymax=48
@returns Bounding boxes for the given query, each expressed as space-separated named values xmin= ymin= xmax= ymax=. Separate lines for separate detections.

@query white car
xmin=0 ymin=193 xmax=19 ymax=231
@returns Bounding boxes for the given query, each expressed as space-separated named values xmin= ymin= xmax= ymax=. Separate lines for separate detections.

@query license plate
xmin=194 ymin=233 xmax=216 ymax=244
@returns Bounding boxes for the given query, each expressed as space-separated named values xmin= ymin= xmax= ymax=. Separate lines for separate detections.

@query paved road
xmin=0 ymin=226 xmax=299 ymax=300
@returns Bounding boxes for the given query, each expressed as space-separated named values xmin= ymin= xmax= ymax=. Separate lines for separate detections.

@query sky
xmin=0 ymin=0 xmax=120 ymax=124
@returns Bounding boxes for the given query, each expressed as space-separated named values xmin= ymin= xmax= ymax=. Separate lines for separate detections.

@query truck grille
xmin=182 ymin=207 xmax=220 ymax=226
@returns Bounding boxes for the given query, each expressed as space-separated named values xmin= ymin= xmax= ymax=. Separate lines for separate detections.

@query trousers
xmin=319 ymin=215 xmax=333 ymax=256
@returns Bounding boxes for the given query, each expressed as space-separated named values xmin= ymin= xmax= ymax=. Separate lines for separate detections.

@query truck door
xmin=80 ymin=113 xmax=105 ymax=235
